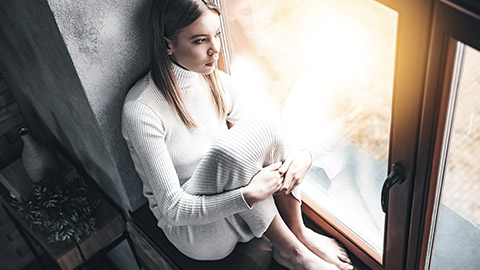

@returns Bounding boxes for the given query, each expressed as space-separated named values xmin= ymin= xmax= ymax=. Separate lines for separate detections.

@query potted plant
xmin=11 ymin=174 xmax=100 ymax=259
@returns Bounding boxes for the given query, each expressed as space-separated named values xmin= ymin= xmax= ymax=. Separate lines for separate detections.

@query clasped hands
xmin=242 ymin=149 xmax=312 ymax=207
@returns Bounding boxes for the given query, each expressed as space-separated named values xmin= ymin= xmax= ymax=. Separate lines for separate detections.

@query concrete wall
xmin=0 ymin=0 xmax=152 ymax=211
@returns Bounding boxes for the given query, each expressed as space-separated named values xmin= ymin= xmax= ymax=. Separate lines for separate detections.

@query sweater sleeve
xmin=122 ymin=101 xmax=251 ymax=226
xmin=219 ymin=71 xmax=245 ymax=125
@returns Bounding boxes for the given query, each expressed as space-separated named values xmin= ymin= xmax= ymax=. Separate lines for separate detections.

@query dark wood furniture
xmin=0 ymin=159 xmax=136 ymax=270
xmin=128 ymin=203 xmax=287 ymax=270
xmin=128 ymin=201 xmax=371 ymax=270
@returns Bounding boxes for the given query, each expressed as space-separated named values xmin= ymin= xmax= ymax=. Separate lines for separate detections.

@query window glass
xmin=427 ymin=43 xmax=480 ymax=270
xmin=222 ymin=0 xmax=398 ymax=255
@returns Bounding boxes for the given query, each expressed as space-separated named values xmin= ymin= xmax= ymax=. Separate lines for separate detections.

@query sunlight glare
xmin=283 ymin=9 xmax=373 ymax=151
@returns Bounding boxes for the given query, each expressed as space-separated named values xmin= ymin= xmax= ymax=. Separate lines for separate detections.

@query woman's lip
xmin=206 ymin=60 xmax=217 ymax=67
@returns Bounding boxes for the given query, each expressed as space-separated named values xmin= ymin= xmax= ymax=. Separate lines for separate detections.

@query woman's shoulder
xmin=124 ymin=72 xmax=153 ymax=104
xmin=123 ymin=73 xmax=163 ymax=124
xmin=216 ymin=69 xmax=234 ymax=86
xmin=216 ymin=69 xmax=247 ymax=123
xmin=124 ymin=72 xmax=168 ymax=110
xmin=121 ymin=72 xmax=168 ymax=136
xmin=216 ymin=69 xmax=240 ymax=98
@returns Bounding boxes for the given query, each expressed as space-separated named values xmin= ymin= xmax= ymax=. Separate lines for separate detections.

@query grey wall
xmin=0 ymin=0 xmax=152 ymax=211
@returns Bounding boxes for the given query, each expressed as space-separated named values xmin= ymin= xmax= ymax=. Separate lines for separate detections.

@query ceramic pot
xmin=19 ymin=127 xmax=58 ymax=182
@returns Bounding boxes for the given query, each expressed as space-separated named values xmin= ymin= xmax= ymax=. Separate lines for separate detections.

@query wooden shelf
xmin=0 ymin=159 xmax=127 ymax=270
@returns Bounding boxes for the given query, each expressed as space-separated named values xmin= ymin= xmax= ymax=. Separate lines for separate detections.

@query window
xmin=218 ymin=0 xmax=401 ymax=268
xmin=216 ymin=0 xmax=480 ymax=269
xmin=224 ymin=0 xmax=397 ymax=261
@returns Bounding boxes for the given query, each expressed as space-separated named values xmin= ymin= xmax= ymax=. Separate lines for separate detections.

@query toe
xmin=339 ymin=254 xmax=351 ymax=263
xmin=333 ymin=256 xmax=354 ymax=270
xmin=341 ymin=263 xmax=354 ymax=270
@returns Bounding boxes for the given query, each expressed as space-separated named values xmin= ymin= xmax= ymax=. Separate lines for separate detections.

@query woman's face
xmin=167 ymin=11 xmax=221 ymax=75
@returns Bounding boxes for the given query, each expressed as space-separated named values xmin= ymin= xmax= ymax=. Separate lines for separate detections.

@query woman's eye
xmin=193 ymin=38 xmax=206 ymax=45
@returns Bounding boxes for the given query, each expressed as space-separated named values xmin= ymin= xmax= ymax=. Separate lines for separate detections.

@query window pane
xmin=427 ymin=43 xmax=480 ymax=270
xmin=222 ymin=0 xmax=398 ymax=256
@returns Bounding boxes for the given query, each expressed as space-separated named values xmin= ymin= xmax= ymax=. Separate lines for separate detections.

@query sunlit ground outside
xmin=439 ymin=44 xmax=480 ymax=228
xmin=222 ymin=0 xmax=397 ymax=254
xmin=429 ymin=43 xmax=480 ymax=270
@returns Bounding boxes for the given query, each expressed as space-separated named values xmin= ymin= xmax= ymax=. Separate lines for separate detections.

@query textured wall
xmin=46 ymin=0 xmax=152 ymax=211
xmin=0 ymin=0 xmax=151 ymax=211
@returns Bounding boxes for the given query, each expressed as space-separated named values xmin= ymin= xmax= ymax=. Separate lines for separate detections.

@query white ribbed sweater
xmin=121 ymin=64 xmax=252 ymax=228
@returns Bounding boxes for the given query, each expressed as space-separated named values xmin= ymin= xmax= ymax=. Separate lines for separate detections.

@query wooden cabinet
xmin=0 ymin=159 xmax=134 ymax=270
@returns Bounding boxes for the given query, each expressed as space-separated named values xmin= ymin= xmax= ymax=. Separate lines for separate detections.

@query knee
xmin=217 ymin=117 xmax=287 ymax=155
xmin=244 ymin=117 xmax=289 ymax=153
xmin=209 ymin=144 xmax=241 ymax=167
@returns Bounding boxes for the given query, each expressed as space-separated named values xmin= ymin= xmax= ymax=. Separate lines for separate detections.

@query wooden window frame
xmin=406 ymin=1 xmax=480 ymax=269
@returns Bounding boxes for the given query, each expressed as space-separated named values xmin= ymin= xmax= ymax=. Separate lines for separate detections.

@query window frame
xmin=406 ymin=1 xmax=480 ymax=269
xmin=379 ymin=1 xmax=435 ymax=269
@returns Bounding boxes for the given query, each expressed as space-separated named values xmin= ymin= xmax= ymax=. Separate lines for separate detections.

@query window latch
xmin=381 ymin=162 xmax=406 ymax=213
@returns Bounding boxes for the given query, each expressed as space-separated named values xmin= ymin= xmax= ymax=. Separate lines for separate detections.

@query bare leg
xmin=275 ymin=194 xmax=353 ymax=270
xmin=265 ymin=212 xmax=337 ymax=270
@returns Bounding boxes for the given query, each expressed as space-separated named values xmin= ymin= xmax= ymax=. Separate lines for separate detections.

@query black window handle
xmin=381 ymin=162 xmax=406 ymax=213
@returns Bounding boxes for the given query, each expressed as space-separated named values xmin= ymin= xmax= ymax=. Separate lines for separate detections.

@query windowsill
xmin=302 ymin=138 xmax=387 ymax=254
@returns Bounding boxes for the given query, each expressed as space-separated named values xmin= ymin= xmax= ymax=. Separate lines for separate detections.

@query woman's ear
xmin=165 ymin=38 xmax=174 ymax=55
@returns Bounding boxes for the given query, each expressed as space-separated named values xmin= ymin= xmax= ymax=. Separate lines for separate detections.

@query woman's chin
xmin=201 ymin=65 xmax=216 ymax=74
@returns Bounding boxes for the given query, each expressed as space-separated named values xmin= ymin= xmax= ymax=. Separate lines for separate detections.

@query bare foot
xmin=272 ymin=243 xmax=338 ymax=270
xmin=297 ymin=228 xmax=353 ymax=270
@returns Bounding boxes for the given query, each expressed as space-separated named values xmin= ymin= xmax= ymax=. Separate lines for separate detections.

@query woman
xmin=122 ymin=0 xmax=352 ymax=269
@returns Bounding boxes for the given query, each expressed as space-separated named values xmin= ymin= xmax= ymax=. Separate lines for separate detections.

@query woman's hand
xmin=277 ymin=149 xmax=312 ymax=195
xmin=242 ymin=162 xmax=283 ymax=207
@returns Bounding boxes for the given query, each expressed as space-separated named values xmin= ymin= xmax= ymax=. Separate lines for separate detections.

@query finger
xmin=294 ymin=172 xmax=307 ymax=189
xmin=279 ymin=172 xmax=293 ymax=193
xmin=278 ymin=157 xmax=294 ymax=175
xmin=271 ymin=173 xmax=284 ymax=192
xmin=267 ymin=161 xmax=283 ymax=171
xmin=302 ymin=149 xmax=313 ymax=169
xmin=286 ymin=175 xmax=300 ymax=194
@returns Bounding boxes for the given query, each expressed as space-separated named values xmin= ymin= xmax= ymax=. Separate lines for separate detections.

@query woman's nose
xmin=209 ymin=39 xmax=221 ymax=56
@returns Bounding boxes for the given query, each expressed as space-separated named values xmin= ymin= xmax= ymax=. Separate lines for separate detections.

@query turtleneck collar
xmin=171 ymin=62 xmax=200 ymax=89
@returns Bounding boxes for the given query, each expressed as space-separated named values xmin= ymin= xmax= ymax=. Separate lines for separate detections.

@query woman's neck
xmin=171 ymin=61 xmax=199 ymax=89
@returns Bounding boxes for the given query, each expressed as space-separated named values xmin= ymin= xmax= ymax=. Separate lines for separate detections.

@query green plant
xmin=11 ymin=174 xmax=100 ymax=243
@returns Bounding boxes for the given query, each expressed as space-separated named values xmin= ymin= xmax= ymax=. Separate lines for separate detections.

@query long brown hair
xmin=149 ymin=0 xmax=226 ymax=130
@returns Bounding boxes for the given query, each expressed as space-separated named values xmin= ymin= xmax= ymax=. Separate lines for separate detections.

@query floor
xmin=0 ymin=204 xmax=35 ymax=270
xmin=20 ymin=257 xmax=119 ymax=270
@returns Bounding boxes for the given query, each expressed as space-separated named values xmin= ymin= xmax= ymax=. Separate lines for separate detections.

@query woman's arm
xmin=123 ymin=102 xmax=251 ymax=227
xmin=220 ymin=71 xmax=245 ymax=125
